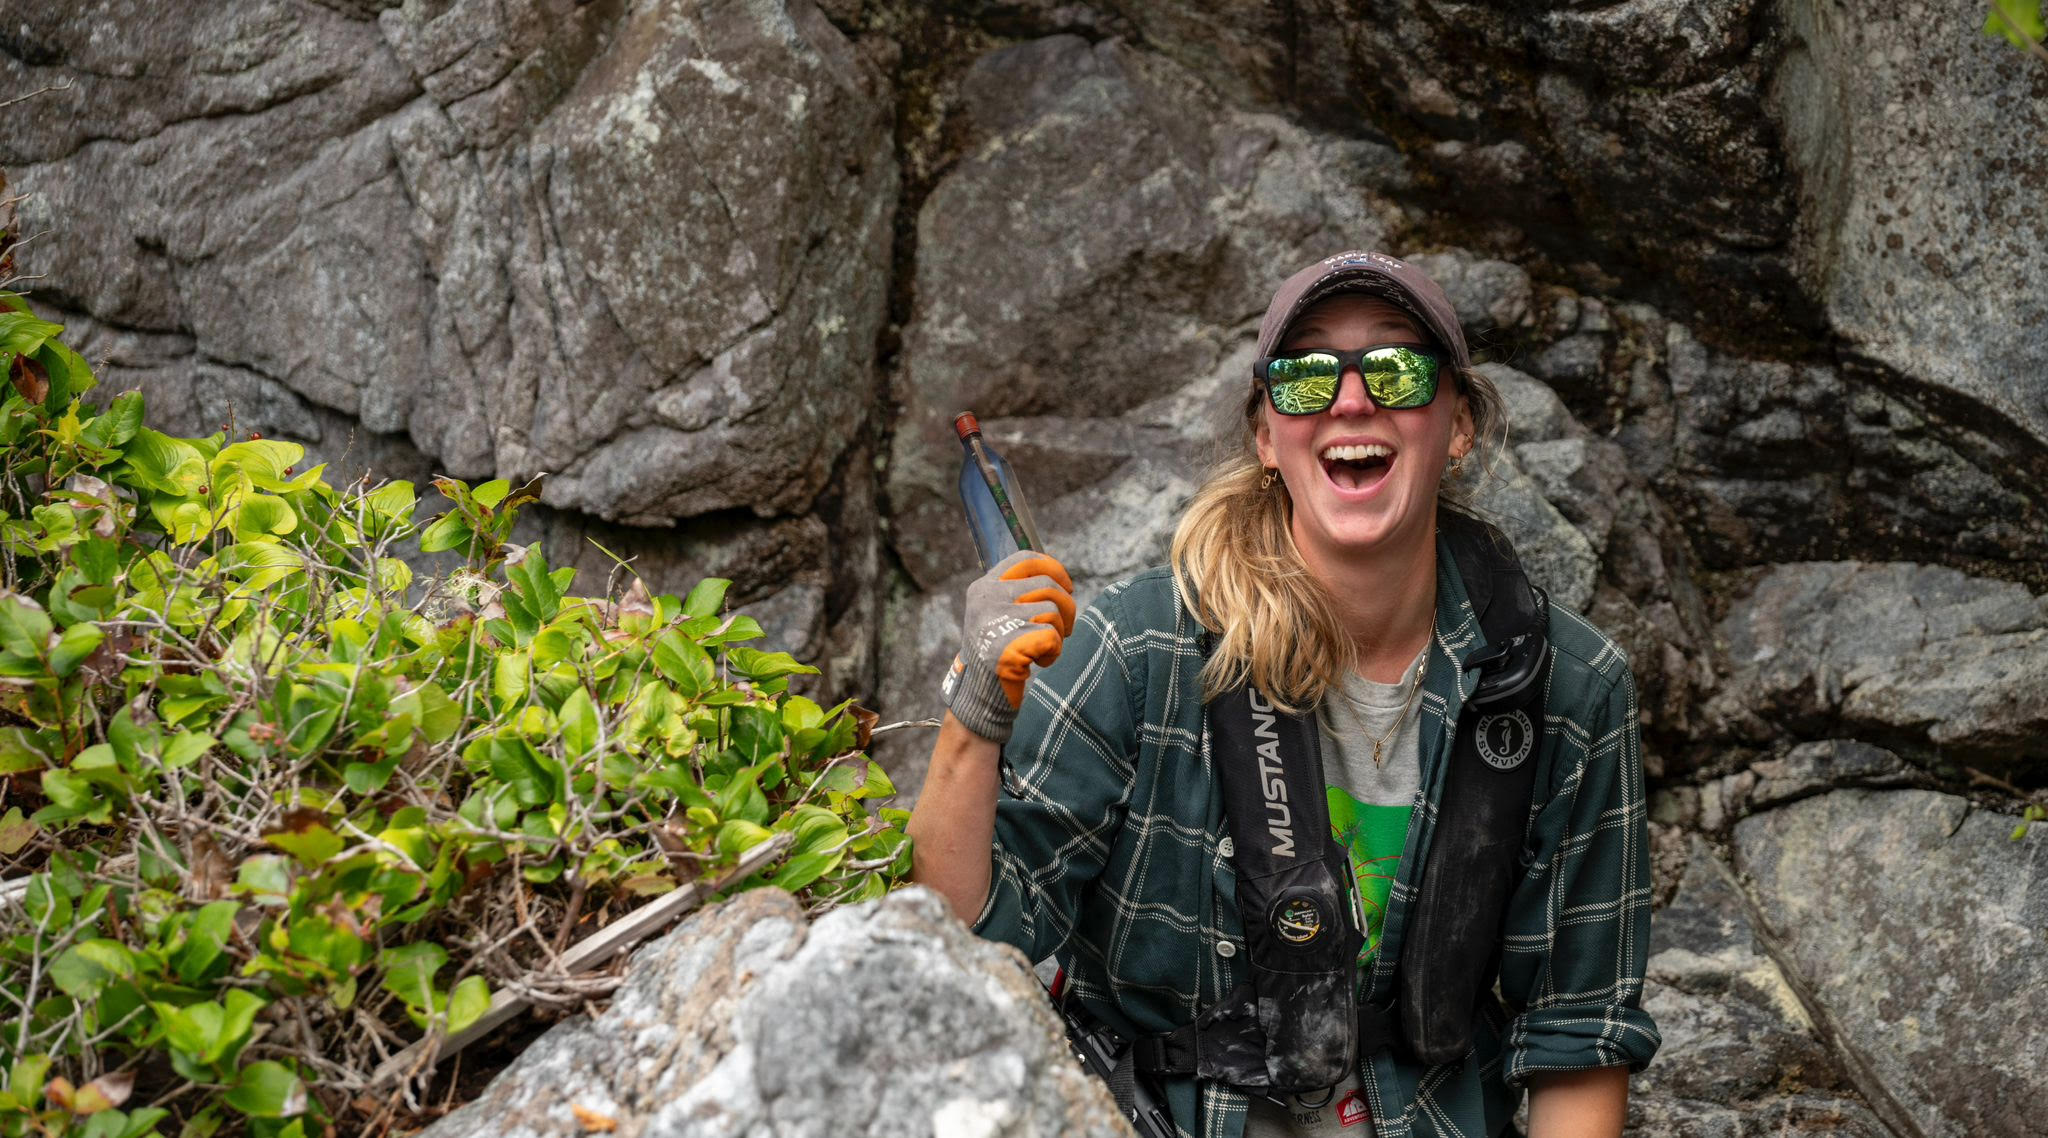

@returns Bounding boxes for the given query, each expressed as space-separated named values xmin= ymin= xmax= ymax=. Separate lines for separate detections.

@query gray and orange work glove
xmin=942 ymin=550 xmax=1077 ymax=745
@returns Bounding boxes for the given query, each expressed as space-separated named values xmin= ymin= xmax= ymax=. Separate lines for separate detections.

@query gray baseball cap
xmin=1255 ymin=251 xmax=1472 ymax=374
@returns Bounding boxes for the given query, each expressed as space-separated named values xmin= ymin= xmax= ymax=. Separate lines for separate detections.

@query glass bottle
xmin=954 ymin=412 xmax=1042 ymax=571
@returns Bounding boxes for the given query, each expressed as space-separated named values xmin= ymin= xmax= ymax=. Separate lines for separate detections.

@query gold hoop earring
xmin=1260 ymin=468 xmax=1277 ymax=491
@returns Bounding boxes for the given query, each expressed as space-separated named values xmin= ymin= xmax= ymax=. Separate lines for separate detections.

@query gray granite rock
xmin=1642 ymin=323 xmax=2046 ymax=569
xmin=421 ymin=887 xmax=1132 ymax=1138
xmin=1097 ymin=0 xmax=1809 ymax=340
xmin=1709 ymin=561 xmax=2048 ymax=774
xmin=883 ymin=33 xmax=1411 ymax=591
xmin=1702 ymin=741 xmax=1920 ymax=832
xmin=1734 ymin=790 xmax=2048 ymax=1137
xmin=1629 ymin=837 xmax=1885 ymax=1136
xmin=10 ymin=0 xmax=896 ymax=526
xmin=1776 ymin=0 xmax=2048 ymax=452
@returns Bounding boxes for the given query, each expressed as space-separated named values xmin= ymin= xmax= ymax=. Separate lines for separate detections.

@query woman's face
xmin=1254 ymin=294 xmax=1474 ymax=564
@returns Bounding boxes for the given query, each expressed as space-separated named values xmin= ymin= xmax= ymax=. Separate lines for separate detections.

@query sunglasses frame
xmin=1254 ymin=344 xmax=1446 ymax=416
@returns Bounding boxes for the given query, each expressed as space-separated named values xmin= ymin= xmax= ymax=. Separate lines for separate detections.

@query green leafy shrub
xmin=0 ymin=300 xmax=910 ymax=1136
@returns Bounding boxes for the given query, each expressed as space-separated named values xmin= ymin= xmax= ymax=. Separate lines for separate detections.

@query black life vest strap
xmin=1397 ymin=511 xmax=1551 ymax=1065
xmin=1198 ymin=684 xmax=1364 ymax=1093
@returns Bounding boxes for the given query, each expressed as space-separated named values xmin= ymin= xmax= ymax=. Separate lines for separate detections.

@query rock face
xmin=421 ymin=887 xmax=1131 ymax=1138
xmin=6 ymin=0 xmax=896 ymax=690
xmin=1774 ymin=0 xmax=2048 ymax=452
xmin=10 ymin=0 xmax=2048 ymax=1133
xmin=1709 ymin=562 xmax=2048 ymax=775
xmin=1735 ymin=791 xmax=2048 ymax=1138
xmin=1633 ymin=837 xmax=1887 ymax=1136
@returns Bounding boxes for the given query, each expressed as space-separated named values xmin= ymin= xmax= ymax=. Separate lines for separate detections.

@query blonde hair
xmin=1168 ymin=365 xmax=1506 ymax=713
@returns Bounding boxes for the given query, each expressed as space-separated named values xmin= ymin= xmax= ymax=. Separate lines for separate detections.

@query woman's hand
xmin=1526 ymin=1066 xmax=1628 ymax=1138
xmin=911 ymin=551 xmax=1075 ymax=923
xmin=942 ymin=551 xmax=1076 ymax=745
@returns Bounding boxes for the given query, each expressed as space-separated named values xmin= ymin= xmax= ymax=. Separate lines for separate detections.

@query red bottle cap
xmin=953 ymin=412 xmax=982 ymax=439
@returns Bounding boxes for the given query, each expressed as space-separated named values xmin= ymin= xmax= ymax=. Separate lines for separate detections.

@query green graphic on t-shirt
xmin=1327 ymin=788 xmax=1410 ymax=962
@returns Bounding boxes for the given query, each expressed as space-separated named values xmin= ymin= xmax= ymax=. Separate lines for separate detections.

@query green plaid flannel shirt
xmin=973 ymin=539 xmax=1660 ymax=1138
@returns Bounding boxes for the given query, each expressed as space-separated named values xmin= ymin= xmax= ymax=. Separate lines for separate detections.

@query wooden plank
xmin=369 ymin=834 xmax=791 ymax=1087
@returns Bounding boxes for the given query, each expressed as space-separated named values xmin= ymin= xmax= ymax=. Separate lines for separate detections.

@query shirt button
xmin=1218 ymin=837 xmax=1235 ymax=859
xmin=1216 ymin=940 xmax=1238 ymax=959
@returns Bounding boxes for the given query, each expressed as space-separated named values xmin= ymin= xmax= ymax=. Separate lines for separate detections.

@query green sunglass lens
xmin=1362 ymin=347 xmax=1438 ymax=408
xmin=1266 ymin=354 xmax=1340 ymax=415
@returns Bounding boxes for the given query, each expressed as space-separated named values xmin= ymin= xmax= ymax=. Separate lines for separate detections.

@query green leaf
xmin=84 ymin=390 xmax=145 ymax=449
xmin=0 ymin=805 xmax=35 ymax=855
xmin=223 ymin=1061 xmax=305 ymax=1119
xmin=50 ymin=939 xmax=136 ymax=1000
xmin=0 ymin=592 xmax=52 ymax=658
xmin=771 ymin=849 xmax=843 ymax=892
xmin=494 ymin=650 xmax=530 ymax=706
xmin=715 ymin=819 xmax=774 ymax=858
xmin=652 ymin=630 xmax=714 ymax=698
xmin=49 ymin=620 xmax=104 ymax=677
xmin=470 ymin=478 xmax=512 ymax=509
xmin=37 ymin=339 xmax=96 ymax=404
xmin=720 ymin=771 xmax=770 ymax=826
xmin=265 ymin=821 xmax=345 ymax=867
xmin=173 ymin=901 xmax=241 ymax=984
xmin=7 ymin=1055 xmax=52 ymax=1106
xmin=727 ymin=647 xmax=818 ymax=683
xmin=216 ymin=542 xmax=303 ymax=591
xmin=861 ymin=761 xmax=898 ymax=800
xmin=0 ymin=726 xmax=57 ymax=774
xmin=1985 ymin=0 xmax=2046 ymax=47
xmin=448 ymin=974 xmax=491 ymax=1034
xmin=366 ymin=480 xmax=417 ymax=522
xmin=210 ymin=440 xmax=305 ymax=489
xmin=162 ymin=730 xmax=216 ymax=770
xmin=487 ymin=736 xmax=557 ymax=807
xmin=228 ymin=494 xmax=297 ymax=540
xmin=121 ymin=429 xmax=208 ymax=496
xmin=559 ymin=686 xmax=598 ymax=757
xmin=683 ymin=578 xmax=730 ymax=620
xmin=0 ymin=310 xmax=62 ymax=356
xmin=417 ymin=510 xmax=473 ymax=554
xmin=730 ymin=705 xmax=784 ymax=765
xmin=379 ymin=941 xmax=448 ymax=1011
xmin=233 ymin=855 xmax=292 ymax=902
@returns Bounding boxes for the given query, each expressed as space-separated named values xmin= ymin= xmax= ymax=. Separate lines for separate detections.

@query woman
xmin=909 ymin=252 xmax=1659 ymax=1138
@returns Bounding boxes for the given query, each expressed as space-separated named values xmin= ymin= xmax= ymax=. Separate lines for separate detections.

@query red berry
xmin=249 ymin=432 xmax=262 ymax=440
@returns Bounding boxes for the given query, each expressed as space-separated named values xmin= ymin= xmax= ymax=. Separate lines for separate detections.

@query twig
xmin=0 ymin=79 xmax=75 ymax=110
xmin=871 ymin=718 xmax=942 ymax=735
xmin=1962 ymin=763 xmax=2045 ymax=805
xmin=368 ymin=833 xmax=790 ymax=1087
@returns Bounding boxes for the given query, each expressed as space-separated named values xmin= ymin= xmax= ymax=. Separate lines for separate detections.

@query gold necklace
xmin=1368 ymin=654 xmax=1427 ymax=767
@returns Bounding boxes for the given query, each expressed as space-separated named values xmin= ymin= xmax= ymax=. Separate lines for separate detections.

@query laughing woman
xmin=908 ymin=252 xmax=1659 ymax=1138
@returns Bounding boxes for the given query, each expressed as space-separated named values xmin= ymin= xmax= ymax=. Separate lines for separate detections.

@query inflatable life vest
xmin=1132 ymin=510 xmax=1552 ymax=1094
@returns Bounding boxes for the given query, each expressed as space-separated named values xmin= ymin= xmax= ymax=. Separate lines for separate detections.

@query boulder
xmin=421 ymin=887 xmax=1132 ymax=1138
xmin=1775 ymin=0 xmax=2048 ymax=452
xmin=10 ymin=0 xmax=897 ymax=526
xmin=883 ymin=33 xmax=1412 ymax=590
xmin=1630 ymin=837 xmax=1886 ymax=1136
xmin=1094 ymin=0 xmax=1813 ymax=341
xmin=1700 ymin=740 xmax=1920 ymax=834
xmin=1708 ymin=561 xmax=2048 ymax=774
xmin=1638 ymin=324 xmax=2046 ymax=570
xmin=1734 ymin=789 xmax=2048 ymax=1138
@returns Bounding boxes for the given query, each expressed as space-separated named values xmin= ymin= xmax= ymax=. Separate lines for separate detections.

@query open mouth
xmin=1319 ymin=443 xmax=1394 ymax=492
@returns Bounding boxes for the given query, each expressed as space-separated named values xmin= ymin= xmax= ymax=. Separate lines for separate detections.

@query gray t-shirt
xmin=1244 ymin=650 xmax=1426 ymax=1138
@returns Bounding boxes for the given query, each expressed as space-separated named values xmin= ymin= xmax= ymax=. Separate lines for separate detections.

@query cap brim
xmin=1266 ymin=268 xmax=1469 ymax=371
